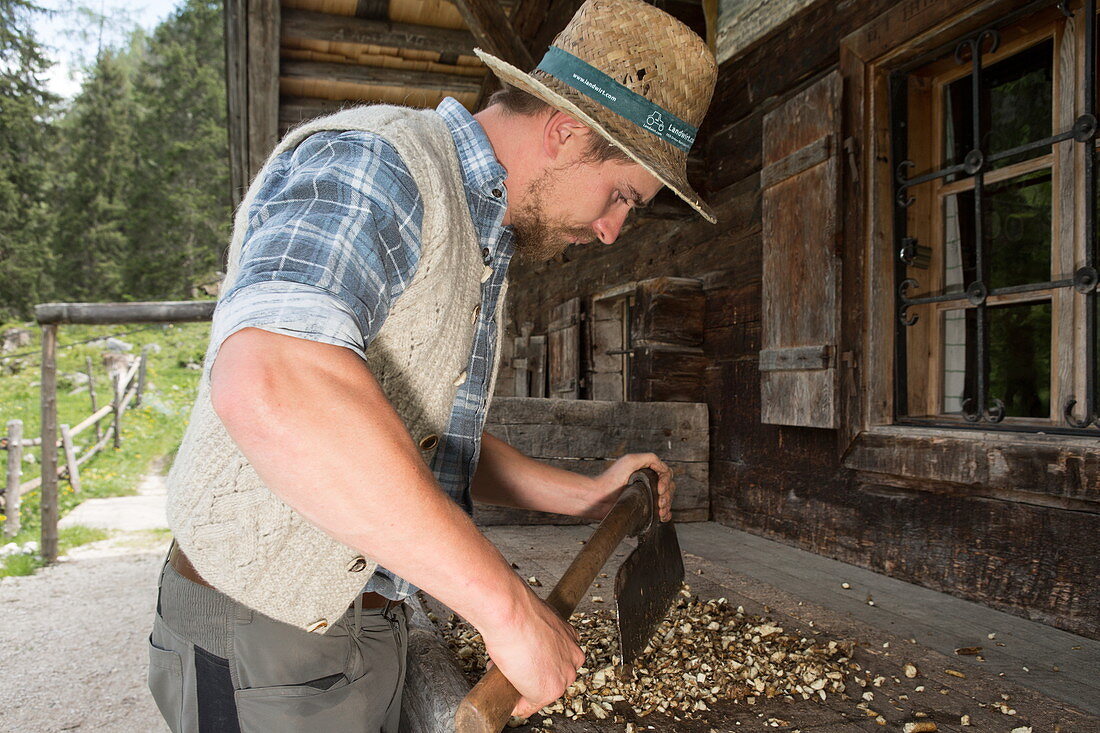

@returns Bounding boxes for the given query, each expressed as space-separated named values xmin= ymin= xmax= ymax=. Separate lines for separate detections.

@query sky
xmin=31 ymin=0 xmax=183 ymax=99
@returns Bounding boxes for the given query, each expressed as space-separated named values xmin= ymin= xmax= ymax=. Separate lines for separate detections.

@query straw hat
xmin=474 ymin=0 xmax=718 ymax=223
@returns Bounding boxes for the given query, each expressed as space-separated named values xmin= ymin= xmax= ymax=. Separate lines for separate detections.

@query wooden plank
xmin=629 ymin=346 xmax=707 ymax=403
xmin=759 ymin=345 xmax=833 ymax=371
xmin=85 ymin=355 xmax=101 ymax=443
xmin=844 ymin=426 xmax=1100 ymax=505
xmin=486 ymin=396 xmax=708 ymax=431
xmin=225 ymin=0 xmax=249 ymax=208
xmin=279 ymin=60 xmax=483 ymax=94
xmin=548 ymin=298 xmax=581 ymax=398
xmin=35 ymin=301 xmax=215 ymax=325
xmin=246 ymin=0 xmax=280 ymax=181
xmin=715 ymin=0 xmax=824 ymax=64
xmin=451 ymin=0 xmax=535 ymax=71
xmin=5 ymin=420 xmax=22 ymax=538
xmin=759 ymin=134 xmax=832 ymax=189
xmin=59 ymin=425 xmax=81 ymax=494
xmin=281 ymin=8 xmax=477 ymax=56
xmin=486 ymin=423 xmax=707 ymax=461
xmin=760 ymin=70 xmax=842 ymax=429
xmin=40 ymin=325 xmax=58 ymax=563
xmin=528 ymin=334 xmax=547 ymax=397
xmin=631 ymin=277 xmax=704 ymax=347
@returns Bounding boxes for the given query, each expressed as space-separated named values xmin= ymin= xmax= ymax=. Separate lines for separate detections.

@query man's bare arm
xmin=472 ymin=431 xmax=675 ymax=522
xmin=210 ymin=327 xmax=582 ymax=717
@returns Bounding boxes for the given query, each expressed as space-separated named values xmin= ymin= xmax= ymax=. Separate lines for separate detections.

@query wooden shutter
xmin=759 ymin=71 xmax=842 ymax=428
xmin=548 ymin=297 xmax=581 ymax=398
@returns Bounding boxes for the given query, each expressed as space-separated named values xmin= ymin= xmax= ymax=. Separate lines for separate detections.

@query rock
xmin=1 ymin=327 xmax=32 ymax=354
xmin=104 ymin=337 xmax=133 ymax=352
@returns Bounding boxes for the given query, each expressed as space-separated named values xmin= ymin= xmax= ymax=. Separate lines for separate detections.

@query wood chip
xmin=944 ymin=669 xmax=967 ymax=678
xmin=902 ymin=723 xmax=937 ymax=733
xmin=954 ymin=646 xmax=982 ymax=655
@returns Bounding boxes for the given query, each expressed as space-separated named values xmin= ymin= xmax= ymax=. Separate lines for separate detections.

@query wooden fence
xmin=2 ymin=350 xmax=149 ymax=539
xmin=0 ymin=301 xmax=216 ymax=562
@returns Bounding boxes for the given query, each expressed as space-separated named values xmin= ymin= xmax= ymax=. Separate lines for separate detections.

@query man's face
xmin=510 ymin=156 xmax=663 ymax=262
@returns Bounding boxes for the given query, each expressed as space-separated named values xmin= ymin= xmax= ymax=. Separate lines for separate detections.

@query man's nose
xmin=593 ymin=209 xmax=628 ymax=244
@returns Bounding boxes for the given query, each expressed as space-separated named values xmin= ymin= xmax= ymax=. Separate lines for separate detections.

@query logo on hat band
xmin=535 ymin=46 xmax=697 ymax=152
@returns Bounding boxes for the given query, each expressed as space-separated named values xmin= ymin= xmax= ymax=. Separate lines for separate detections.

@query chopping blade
xmin=613 ymin=483 xmax=685 ymax=666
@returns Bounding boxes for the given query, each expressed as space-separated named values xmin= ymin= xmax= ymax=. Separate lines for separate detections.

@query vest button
xmin=453 ymin=371 xmax=468 ymax=387
xmin=481 ymin=265 xmax=493 ymax=283
xmin=471 ymin=304 xmax=481 ymax=323
xmin=347 ymin=556 xmax=368 ymax=573
xmin=418 ymin=434 xmax=439 ymax=451
xmin=306 ymin=618 xmax=328 ymax=633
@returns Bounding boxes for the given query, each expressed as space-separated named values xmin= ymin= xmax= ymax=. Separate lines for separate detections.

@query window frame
xmin=841 ymin=0 xmax=1098 ymax=450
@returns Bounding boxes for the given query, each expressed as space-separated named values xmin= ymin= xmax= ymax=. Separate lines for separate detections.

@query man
xmin=148 ymin=0 xmax=717 ymax=729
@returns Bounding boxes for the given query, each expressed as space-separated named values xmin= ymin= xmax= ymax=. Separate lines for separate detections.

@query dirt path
xmin=0 ymin=483 xmax=171 ymax=732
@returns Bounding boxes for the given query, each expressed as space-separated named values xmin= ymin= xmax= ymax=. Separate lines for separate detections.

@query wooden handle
xmin=454 ymin=470 xmax=656 ymax=733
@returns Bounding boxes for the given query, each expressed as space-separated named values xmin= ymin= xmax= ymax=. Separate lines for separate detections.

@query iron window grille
xmin=889 ymin=0 xmax=1098 ymax=435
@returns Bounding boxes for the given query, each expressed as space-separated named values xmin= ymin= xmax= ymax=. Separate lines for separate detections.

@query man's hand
xmin=595 ymin=453 xmax=675 ymax=522
xmin=480 ymin=589 xmax=585 ymax=719
xmin=473 ymin=433 xmax=676 ymax=523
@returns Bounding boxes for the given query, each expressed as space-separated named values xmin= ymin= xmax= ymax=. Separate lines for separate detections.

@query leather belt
xmin=168 ymin=544 xmax=400 ymax=611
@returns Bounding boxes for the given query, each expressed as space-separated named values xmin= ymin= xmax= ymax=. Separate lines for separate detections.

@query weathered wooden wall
xmin=507 ymin=0 xmax=1100 ymax=638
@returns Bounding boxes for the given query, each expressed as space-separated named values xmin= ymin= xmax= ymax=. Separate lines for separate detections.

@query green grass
xmin=0 ymin=525 xmax=112 ymax=578
xmin=1 ymin=320 xmax=210 ymax=574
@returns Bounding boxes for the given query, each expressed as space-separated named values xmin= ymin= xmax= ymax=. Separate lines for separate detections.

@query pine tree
xmin=127 ymin=0 xmax=229 ymax=300
xmin=51 ymin=39 xmax=142 ymax=301
xmin=0 ymin=0 xmax=57 ymax=317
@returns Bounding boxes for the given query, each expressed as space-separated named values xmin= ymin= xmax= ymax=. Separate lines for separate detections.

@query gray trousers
xmin=148 ymin=560 xmax=409 ymax=732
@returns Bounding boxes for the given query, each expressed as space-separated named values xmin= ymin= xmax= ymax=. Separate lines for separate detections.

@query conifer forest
xmin=0 ymin=0 xmax=229 ymax=318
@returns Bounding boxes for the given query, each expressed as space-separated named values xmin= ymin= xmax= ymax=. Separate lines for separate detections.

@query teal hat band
xmin=534 ymin=46 xmax=697 ymax=152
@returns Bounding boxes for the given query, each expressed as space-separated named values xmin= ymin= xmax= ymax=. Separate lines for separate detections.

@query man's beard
xmin=510 ymin=167 xmax=596 ymax=262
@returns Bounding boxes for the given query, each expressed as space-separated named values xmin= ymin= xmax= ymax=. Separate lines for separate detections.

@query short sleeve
xmin=212 ymin=130 xmax=424 ymax=361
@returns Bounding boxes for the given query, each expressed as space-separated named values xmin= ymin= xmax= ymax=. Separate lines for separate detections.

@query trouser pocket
xmin=233 ymin=670 xmax=387 ymax=732
xmin=147 ymin=634 xmax=184 ymax=732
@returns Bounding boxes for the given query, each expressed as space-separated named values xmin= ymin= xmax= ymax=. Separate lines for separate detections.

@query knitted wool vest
xmin=166 ymin=104 xmax=503 ymax=632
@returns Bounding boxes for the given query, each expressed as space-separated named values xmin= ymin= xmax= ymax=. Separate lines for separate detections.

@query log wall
xmin=508 ymin=0 xmax=1100 ymax=638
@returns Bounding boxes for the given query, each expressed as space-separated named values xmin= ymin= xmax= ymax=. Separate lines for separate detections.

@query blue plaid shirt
xmin=211 ymin=98 xmax=515 ymax=600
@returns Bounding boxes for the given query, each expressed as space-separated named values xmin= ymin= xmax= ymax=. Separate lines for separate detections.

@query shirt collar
xmin=435 ymin=97 xmax=508 ymax=197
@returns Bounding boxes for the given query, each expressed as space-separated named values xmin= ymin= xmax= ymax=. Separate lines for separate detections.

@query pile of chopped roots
xmin=435 ymin=585 xmax=854 ymax=723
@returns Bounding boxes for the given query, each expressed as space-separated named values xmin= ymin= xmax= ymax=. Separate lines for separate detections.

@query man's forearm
xmin=471 ymin=431 xmax=619 ymax=520
xmin=210 ymin=328 xmax=527 ymax=632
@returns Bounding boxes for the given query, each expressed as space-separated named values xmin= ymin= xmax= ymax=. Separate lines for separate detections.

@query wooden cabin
xmin=225 ymin=0 xmax=1099 ymax=646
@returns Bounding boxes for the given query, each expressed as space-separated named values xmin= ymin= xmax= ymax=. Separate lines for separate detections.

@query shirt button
xmin=306 ymin=619 xmax=329 ymax=633
xmin=471 ymin=304 xmax=481 ymax=323
xmin=481 ymin=265 xmax=493 ymax=283
xmin=481 ymin=247 xmax=491 ymax=264
xmin=418 ymin=434 xmax=439 ymax=451
xmin=453 ymin=371 xmax=468 ymax=386
xmin=491 ymin=188 xmax=503 ymax=198
xmin=347 ymin=556 xmax=368 ymax=573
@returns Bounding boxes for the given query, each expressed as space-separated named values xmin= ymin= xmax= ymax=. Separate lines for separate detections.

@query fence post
xmin=86 ymin=355 xmax=101 ymax=443
xmin=60 ymin=425 xmax=81 ymax=494
xmin=112 ymin=369 xmax=122 ymax=449
xmin=136 ymin=345 xmax=150 ymax=406
xmin=5 ymin=420 xmax=22 ymax=538
xmin=40 ymin=324 xmax=59 ymax=562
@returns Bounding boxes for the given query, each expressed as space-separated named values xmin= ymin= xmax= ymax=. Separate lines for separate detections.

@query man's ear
xmin=543 ymin=111 xmax=588 ymax=161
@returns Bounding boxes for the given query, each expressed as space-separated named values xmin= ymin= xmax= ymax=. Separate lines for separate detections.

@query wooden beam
xmin=225 ymin=0 xmax=249 ymax=209
xmin=35 ymin=301 xmax=216 ymax=325
xmin=451 ymin=0 xmax=535 ymax=71
xmin=280 ymin=60 xmax=483 ymax=94
xmin=40 ymin=325 xmax=58 ymax=562
xmin=282 ymin=8 xmax=477 ymax=57
xmin=246 ymin=0 xmax=280 ymax=181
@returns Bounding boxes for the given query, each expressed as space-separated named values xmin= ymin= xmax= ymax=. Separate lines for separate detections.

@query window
xmin=889 ymin=1 xmax=1098 ymax=433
